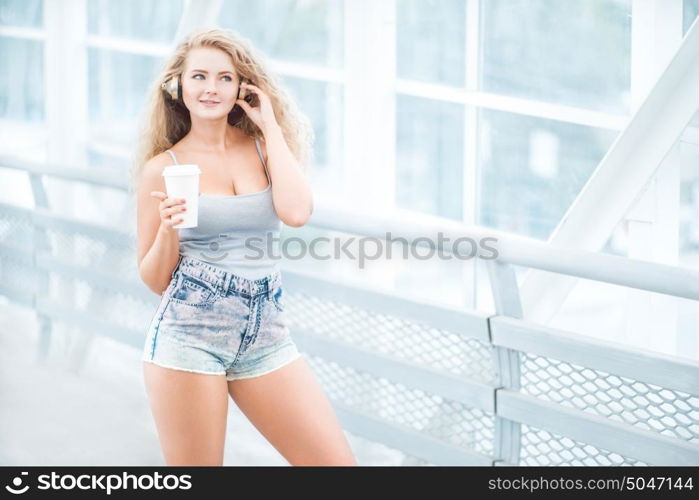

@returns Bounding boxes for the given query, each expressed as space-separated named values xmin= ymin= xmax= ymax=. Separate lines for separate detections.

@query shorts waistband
xmin=173 ymin=254 xmax=282 ymax=298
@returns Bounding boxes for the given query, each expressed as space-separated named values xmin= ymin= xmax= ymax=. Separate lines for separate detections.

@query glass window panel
xmin=278 ymin=75 xmax=343 ymax=180
xmin=684 ymin=0 xmax=699 ymax=35
xmin=396 ymin=94 xmax=464 ymax=221
xmin=0 ymin=0 xmax=42 ymax=27
xmin=396 ymin=0 xmax=466 ymax=87
xmin=479 ymin=109 xmax=618 ymax=240
xmin=0 ymin=122 xmax=47 ymax=163
xmin=0 ymin=36 xmax=44 ymax=121
xmin=547 ymin=277 xmax=698 ymax=358
xmin=88 ymin=0 xmax=184 ymax=42
xmin=219 ymin=0 xmax=344 ymax=68
xmin=88 ymin=48 xmax=162 ymax=139
xmin=0 ymin=165 xmax=35 ymax=208
xmin=481 ymin=0 xmax=631 ymax=114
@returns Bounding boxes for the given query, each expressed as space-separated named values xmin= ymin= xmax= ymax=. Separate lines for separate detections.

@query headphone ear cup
xmin=228 ymin=82 xmax=246 ymax=124
xmin=161 ymin=76 xmax=180 ymax=101
xmin=228 ymin=103 xmax=244 ymax=124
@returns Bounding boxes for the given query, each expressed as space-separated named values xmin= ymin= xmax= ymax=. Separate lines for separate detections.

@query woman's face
xmin=181 ymin=47 xmax=240 ymax=119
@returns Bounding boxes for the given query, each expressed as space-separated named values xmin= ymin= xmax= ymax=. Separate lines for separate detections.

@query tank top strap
xmin=254 ymin=136 xmax=271 ymax=186
xmin=165 ymin=149 xmax=179 ymax=165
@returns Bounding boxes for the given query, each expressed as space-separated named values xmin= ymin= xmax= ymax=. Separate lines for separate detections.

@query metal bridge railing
xmin=1 ymin=156 xmax=698 ymax=465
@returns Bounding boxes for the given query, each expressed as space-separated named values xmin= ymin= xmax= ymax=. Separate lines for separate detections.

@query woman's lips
xmin=200 ymin=100 xmax=220 ymax=107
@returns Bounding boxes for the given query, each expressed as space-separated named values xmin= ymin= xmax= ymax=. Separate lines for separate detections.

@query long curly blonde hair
xmin=129 ymin=27 xmax=314 ymax=196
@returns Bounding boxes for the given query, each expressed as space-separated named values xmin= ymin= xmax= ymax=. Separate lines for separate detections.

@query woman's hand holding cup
xmin=150 ymin=191 xmax=187 ymax=233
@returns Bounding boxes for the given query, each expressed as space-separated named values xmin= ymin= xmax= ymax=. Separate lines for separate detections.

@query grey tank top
xmin=165 ymin=136 xmax=282 ymax=280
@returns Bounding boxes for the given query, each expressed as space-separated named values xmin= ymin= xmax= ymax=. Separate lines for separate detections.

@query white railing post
xmin=486 ymin=259 xmax=523 ymax=465
xmin=28 ymin=172 xmax=51 ymax=361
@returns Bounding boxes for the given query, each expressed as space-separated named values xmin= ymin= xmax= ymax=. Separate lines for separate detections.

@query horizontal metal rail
xmin=309 ymin=204 xmax=699 ymax=301
xmin=283 ymin=271 xmax=491 ymax=343
xmin=0 ymin=155 xmax=128 ymax=190
xmin=293 ymin=327 xmax=495 ymax=412
xmin=3 ymin=163 xmax=699 ymax=301
xmin=491 ymin=316 xmax=699 ymax=395
xmin=333 ymin=403 xmax=494 ymax=466
xmin=497 ymin=390 xmax=699 ymax=466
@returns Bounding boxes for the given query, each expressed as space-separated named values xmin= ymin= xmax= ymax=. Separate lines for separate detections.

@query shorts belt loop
xmin=266 ymin=277 xmax=274 ymax=300
xmin=221 ymin=272 xmax=231 ymax=296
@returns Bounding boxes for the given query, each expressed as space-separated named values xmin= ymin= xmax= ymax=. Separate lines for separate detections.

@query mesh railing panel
xmin=286 ymin=291 xmax=495 ymax=384
xmin=0 ymin=211 xmax=37 ymax=297
xmin=306 ymin=354 xmax=495 ymax=457
xmin=0 ymin=211 xmax=33 ymax=250
xmin=520 ymin=423 xmax=648 ymax=466
xmin=1 ymin=254 xmax=38 ymax=297
xmin=520 ymin=352 xmax=699 ymax=445
xmin=44 ymin=228 xmax=137 ymax=280
xmin=47 ymin=272 xmax=154 ymax=333
xmin=285 ymin=284 xmax=498 ymax=465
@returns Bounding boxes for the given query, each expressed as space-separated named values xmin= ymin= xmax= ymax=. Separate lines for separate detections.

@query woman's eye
xmin=193 ymin=74 xmax=232 ymax=81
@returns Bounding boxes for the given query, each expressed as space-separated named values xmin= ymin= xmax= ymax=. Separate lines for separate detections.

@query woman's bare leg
xmin=227 ymin=356 xmax=357 ymax=466
xmin=143 ymin=362 xmax=229 ymax=465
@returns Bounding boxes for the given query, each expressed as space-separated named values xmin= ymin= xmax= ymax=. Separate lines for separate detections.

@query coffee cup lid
xmin=162 ymin=164 xmax=201 ymax=176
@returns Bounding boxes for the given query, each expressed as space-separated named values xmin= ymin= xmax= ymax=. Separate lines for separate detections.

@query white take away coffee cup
xmin=161 ymin=164 xmax=200 ymax=229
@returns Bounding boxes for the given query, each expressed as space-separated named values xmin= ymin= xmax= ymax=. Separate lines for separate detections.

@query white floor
xmin=0 ymin=298 xmax=407 ymax=466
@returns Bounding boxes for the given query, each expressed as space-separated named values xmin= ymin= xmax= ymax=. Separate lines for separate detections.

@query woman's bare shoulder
xmin=138 ymin=151 xmax=174 ymax=188
xmin=145 ymin=150 xmax=175 ymax=168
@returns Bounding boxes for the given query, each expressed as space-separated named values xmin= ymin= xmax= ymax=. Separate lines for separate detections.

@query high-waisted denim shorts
xmin=142 ymin=255 xmax=302 ymax=380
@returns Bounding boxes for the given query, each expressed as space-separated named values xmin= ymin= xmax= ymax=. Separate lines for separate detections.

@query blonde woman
xmin=132 ymin=28 xmax=356 ymax=466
